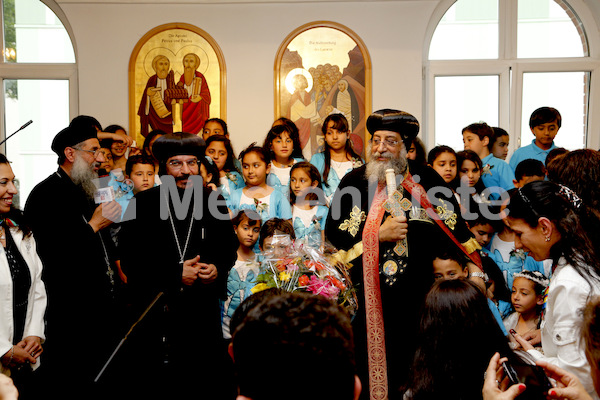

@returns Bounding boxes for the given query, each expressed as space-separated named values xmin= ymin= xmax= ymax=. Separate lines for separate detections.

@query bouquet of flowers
xmin=252 ymin=234 xmax=358 ymax=317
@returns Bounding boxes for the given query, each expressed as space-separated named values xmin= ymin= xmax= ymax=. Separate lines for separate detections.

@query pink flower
xmin=307 ymin=275 xmax=340 ymax=299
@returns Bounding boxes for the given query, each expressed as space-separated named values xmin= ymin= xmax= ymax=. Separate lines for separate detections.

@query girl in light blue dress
xmin=221 ymin=210 xmax=261 ymax=339
xmin=227 ymin=144 xmax=292 ymax=224
xmin=263 ymin=123 xmax=305 ymax=199
xmin=310 ymin=114 xmax=363 ymax=204
xmin=205 ymin=134 xmax=244 ymax=203
xmin=289 ymin=162 xmax=328 ymax=247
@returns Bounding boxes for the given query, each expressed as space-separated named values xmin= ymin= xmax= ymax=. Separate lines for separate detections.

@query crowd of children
xmin=423 ymin=107 xmax=565 ymax=351
xmin=93 ymin=106 xmax=584 ymax=394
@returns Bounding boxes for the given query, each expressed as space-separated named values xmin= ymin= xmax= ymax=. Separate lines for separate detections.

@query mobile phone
xmin=502 ymin=361 xmax=553 ymax=400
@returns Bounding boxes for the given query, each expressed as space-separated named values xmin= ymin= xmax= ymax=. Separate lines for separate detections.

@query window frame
xmin=424 ymin=0 xmax=600 ymax=155
xmin=0 ymin=0 xmax=78 ymax=151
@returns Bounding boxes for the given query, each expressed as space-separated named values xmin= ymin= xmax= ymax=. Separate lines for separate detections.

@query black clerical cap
xmin=152 ymin=132 xmax=206 ymax=162
xmin=366 ymin=109 xmax=420 ymax=146
xmin=51 ymin=115 xmax=101 ymax=156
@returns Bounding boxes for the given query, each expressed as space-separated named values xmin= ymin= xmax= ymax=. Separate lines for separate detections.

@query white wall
xmin=57 ymin=0 xmax=437 ymax=149
xmin=55 ymin=0 xmax=600 ymax=150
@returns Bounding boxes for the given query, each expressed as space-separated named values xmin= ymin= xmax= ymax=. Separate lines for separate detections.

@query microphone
xmin=0 ymin=120 xmax=33 ymax=146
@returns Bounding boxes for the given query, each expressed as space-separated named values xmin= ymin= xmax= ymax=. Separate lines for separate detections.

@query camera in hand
xmin=502 ymin=361 xmax=553 ymax=400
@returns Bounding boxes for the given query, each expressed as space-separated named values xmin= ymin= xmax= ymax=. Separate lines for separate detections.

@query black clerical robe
xmin=24 ymin=168 xmax=120 ymax=398
xmin=118 ymin=184 xmax=237 ymax=399
xmin=325 ymin=162 xmax=478 ymax=400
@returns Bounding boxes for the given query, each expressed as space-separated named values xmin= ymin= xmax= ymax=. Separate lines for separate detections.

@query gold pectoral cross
xmin=383 ymin=190 xmax=412 ymax=257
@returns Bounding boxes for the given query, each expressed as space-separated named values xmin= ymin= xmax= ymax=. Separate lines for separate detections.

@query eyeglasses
xmin=372 ymin=137 xmax=400 ymax=148
xmin=168 ymin=159 xmax=198 ymax=170
xmin=75 ymin=148 xmax=103 ymax=157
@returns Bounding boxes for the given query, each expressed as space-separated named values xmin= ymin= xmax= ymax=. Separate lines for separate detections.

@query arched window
xmin=0 ymin=0 xmax=77 ymax=205
xmin=424 ymin=0 xmax=599 ymax=158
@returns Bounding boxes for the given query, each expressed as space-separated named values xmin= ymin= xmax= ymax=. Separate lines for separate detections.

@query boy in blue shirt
xmin=509 ymin=107 xmax=561 ymax=170
xmin=462 ymin=122 xmax=515 ymax=199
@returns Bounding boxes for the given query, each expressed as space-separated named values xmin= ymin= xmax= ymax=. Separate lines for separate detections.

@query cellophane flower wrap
xmin=252 ymin=234 xmax=357 ymax=317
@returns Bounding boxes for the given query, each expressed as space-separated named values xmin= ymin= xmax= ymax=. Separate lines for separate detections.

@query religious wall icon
xmin=129 ymin=23 xmax=226 ymax=146
xmin=275 ymin=21 xmax=372 ymax=160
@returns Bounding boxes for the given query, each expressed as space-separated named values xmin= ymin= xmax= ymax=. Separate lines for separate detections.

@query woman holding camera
xmin=485 ymin=296 xmax=600 ymax=400
xmin=500 ymin=181 xmax=600 ymax=398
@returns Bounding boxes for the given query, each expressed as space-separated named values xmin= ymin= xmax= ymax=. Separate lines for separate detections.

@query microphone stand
xmin=94 ymin=291 xmax=164 ymax=383
xmin=0 ymin=120 xmax=33 ymax=146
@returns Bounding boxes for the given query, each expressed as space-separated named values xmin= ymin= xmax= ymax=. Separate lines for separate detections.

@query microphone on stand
xmin=0 ymin=120 xmax=33 ymax=146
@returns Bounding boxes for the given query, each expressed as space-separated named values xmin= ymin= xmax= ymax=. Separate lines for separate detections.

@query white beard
xmin=71 ymin=154 xmax=99 ymax=199
xmin=365 ymin=150 xmax=408 ymax=183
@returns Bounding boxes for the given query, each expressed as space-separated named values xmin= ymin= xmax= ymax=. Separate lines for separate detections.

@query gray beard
xmin=71 ymin=155 xmax=99 ymax=199
xmin=365 ymin=152 xmax=408 ymax=183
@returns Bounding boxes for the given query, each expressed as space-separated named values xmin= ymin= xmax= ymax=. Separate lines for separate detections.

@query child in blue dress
xmin=227 ymin=144 xmax=292 ymax=224
xmin=263 ymin=124 xmax=304 ymax=199
xmin=221 ymin=210 xmax=261 ymax=339
xmin=205 ymin=135 xmax=244 ymax=202
xmin=309 ymin=114 xmax=363 ymax=204
xmin=289 ymin=162 xmax=328 ymax=247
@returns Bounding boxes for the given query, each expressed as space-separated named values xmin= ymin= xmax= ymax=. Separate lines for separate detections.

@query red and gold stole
xmin=360 ymin=174 xmax=483 ymax=400
xmin=361 ymin=184 xmax=389 ymax=400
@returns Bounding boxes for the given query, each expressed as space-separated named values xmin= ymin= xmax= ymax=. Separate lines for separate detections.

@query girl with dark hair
xmin=427 ymin=145 xmax=458 ymax=186
xmin=503 ymin=270 xmax=548 ymax=350
xmin=227 ymin=144 xmax=292 ymax=224
xmin=456 ymin=150 xmax=489 ymax=205
xmin=142 ymin=129 xmax=165 ymax=185
xmin=506 ymin=180 xmax=600 ymax=397
xmin=406 ymin=136 xmax=427 ymax=166
xmin=142 ymin=129 xmax=165 ymax=163
xmin=490 ymin=127 xmax=510 ymax=160
xmin=205 ymin=135 xmax=244 ymax=202
xmin=263 ymin=123 xmax=305 ymax=199
xmin=309 ymin=114 xmax=363 ymax=203
xmin=404 ymin=279 xmax=516 ymax=400
xmin=0 ymin=154 xmax=46 ymax=396
xmin=198 ymin=155 xmax=220 ymax=191
xmin=221 ymin=210 xmax=262 ymax=339
xmin=289 ymin=162 xmax=328 ymax=245
xmin=428 ymin=146 xmax=460 ymax=207
xmin=202 ymin=117 xmax=228 ymax=140
xmin=103 ymin=124 xmax=140 ymax=171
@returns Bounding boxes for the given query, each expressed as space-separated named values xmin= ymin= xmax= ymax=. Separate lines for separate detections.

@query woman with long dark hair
xmin=0 ymin=154 xmax=46 ymax=397
xmin=506 ymin=180 xmax=600 ymax=398
xmin=405 ymin=279 xmax=516 ymax=400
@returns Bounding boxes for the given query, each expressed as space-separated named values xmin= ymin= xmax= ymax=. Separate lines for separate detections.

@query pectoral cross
xmin=383 ymin=190 xmax=412 ymax=257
